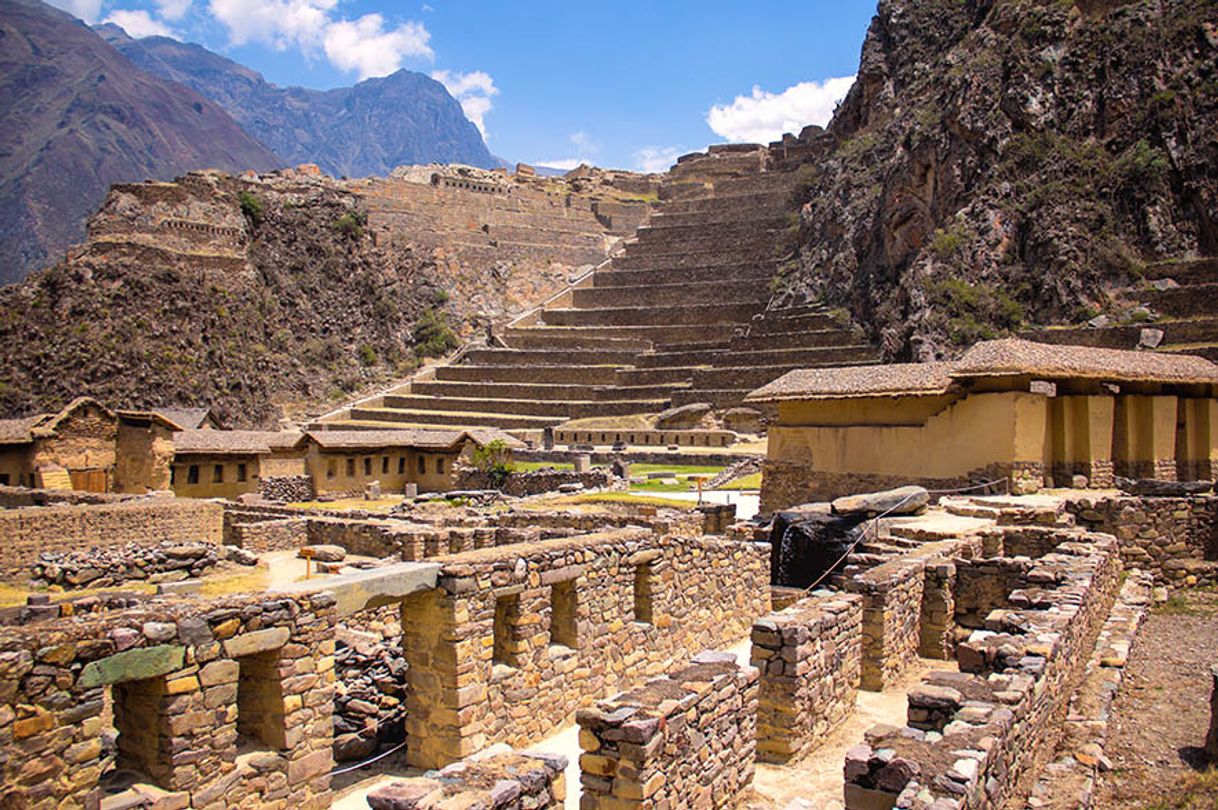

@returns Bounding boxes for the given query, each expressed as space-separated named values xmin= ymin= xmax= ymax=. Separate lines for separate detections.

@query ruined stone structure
xmin=321 ymin=145 xmax=879 ymax=436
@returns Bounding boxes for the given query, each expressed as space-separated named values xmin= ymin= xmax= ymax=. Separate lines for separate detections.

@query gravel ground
xmin=1094 ymin=589 xmax=1218 ymax=810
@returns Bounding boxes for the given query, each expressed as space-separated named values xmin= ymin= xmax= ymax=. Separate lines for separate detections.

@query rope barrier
xmin=327 ymin=740 xmax=408 ymax=778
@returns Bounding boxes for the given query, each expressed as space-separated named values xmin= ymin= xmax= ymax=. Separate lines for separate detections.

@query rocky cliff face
xmin=781 ymin=0 xmax=1218 ymax=359
xmin=100 ymin=28 xmax=497 ymax=178
xmin=0 ymin=0 xmax=281 ymax=285
xmin=0 ymin=170 xmax=441 ymax=427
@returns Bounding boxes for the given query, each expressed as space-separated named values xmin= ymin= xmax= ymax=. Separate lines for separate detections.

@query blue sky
xmin=49 ymin=0 xmax=876 ymax=172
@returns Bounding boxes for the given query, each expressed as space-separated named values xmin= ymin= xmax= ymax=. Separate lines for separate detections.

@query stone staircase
xmin=319 ymin=148 xmax=880 ymax=434
xmin=1025 ymin=257 xmax=1218 ymax=361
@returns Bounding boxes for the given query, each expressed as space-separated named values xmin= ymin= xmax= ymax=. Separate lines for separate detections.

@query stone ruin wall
xmin=0 ymin=590 xmax=338 ymax=810
xmin=576 ymin=652 xmax=759 ymax=807
xmin=0 ymin=498 xmax=223 ymax=581
xmin=401 ymin=528 xmax=771 ymax=767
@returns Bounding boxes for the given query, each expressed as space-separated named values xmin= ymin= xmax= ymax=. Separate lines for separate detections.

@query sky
xmin=47 ymin=0 xmax=877 ymax=172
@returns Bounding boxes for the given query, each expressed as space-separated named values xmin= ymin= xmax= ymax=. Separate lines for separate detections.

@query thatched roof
xmin=0 ymin=415 xmax=47 ymax=446
xmin=174 ymin=430 xmax=303 ymax=456
xmin=307 ymin=429 xmax=469 ymax=452
xmin=954 ymin=339 xmax=1218 ymax=384
xmin=747 ymin=339 xmax=1218 ymax=403
xmin=153 ymin=408 xmax=219 ymax=430
xmin=0 ymin=398 xmax=115 ymax=445
xmin=746 ymin=363 xmax=957 ymax=403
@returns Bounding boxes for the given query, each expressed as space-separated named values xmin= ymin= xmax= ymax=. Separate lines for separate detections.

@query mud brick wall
xmin=845 ymin=558 xmax=925 ymax=691
xmin=0 ymin=591 xmax=337 ymax=810
xmin=0 ymin=498 xmax=223 ymax=580
xmin=368 ymin=749 xmax=566 ymax=810
xmin=1068 ymin=494 xmax=1218 ymax=584
xmin=401 ymin=529 xmax=770 ymax=768
xmin=844 ymin=534 xmax=1123 ymax=810
xmin=751 ymin=590 xmax=862 ymax=763
xmin=228 ymin=517 xmax=308 ymax=553
xmin=577 ymin=652 xmax=758 ymax=808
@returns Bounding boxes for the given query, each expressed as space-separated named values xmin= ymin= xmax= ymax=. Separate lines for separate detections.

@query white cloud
xmin=706 ymin=76 xmax=855 ymax=144
xmin=634 ymin=145 xmax=682 ymax=174
xmin=535 ymin=159 xmax=582 ymax=171
xmin=432 ymin=69 xmax=498 ymax=137
xmin=155 ymin=0 xmax=192 ymax=21
xmin=45 ymin=0 xmax=102 ymax=23
xmin=207 ymin=1 xmax=432 ymax=80
xmin=324 ymin=15 xmax=431 ymax=80
xmin=103 ymin=8 xmax=175 ymax=37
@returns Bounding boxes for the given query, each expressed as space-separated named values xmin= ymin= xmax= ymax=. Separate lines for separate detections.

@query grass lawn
xmin=513 ymin=461 xmax=576 ymax=472
xmin=284 ymin=496 xmax=404 ymax=513
xmin=715 ymin=471 xmax=762 ymax=491
xmin=524 ymin=492 xmax=698 ymax=511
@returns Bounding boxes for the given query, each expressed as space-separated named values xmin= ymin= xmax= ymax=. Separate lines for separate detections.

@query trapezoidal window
xmin=363 ymin=457 xmax=372 ymax=476
xmin=382 ymin=456 xmax=390 ymax=474
xmin=493 ymin=592 xmax=523 ymax=668
xmin=417 ymin=456 xmax=427 ymax=475
xmin=237 ymin=463 xmax=247 ymax=482
xmin=327 ymin=460 xmax=336 ymax=479
xmin=633 ymin=563 xmax=654 ymax=624
xmin=346 ymin=458 xmax=355 ymax=477
xmin=397 ymin=456 xmax=406 ymax=474
xmin=550 ymin=579 xmax=579 ymax=650
xmin=187 ymin=465 xmax=199 ymax=485
xmin=213 ymin=465 xmax=224 ymax=483
xmin=436 ymin=458 xmax=445 ymax=475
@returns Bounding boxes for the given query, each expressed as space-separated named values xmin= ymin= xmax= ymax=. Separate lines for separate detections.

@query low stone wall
xmin=0 ymin=484 xmax=143 ymax=508
xmin=227 ymin=516 xmax=309 ymax=553
xmin=751 ymin=590 xmax=862 ymax=762
xmin=368 ymin=748 xmax=567 ymax=810
xmin=844 ymin=558 xmax=926 ymax=692
xmin=843 ymin=534 xmax=1123 ymax=809
xmin=0 ymin=591 xmax=337 ymax=809
xmin=401 ymin=529 xmax=770 ymax=767
xmin=1068 ymin=494 xmax=1218 ymax=584
xmin=454 ymin=466 xmax=619 ymax=496
xmin=555 ymin=427 xmax=737 ymax=448
xmin=576 ymin=651 xmax=758 ymax=808
xmin=31 ymin=540 xmax=232 ymax=589
xmin=0 ymin=498 xmax=224 ymax=580
xmin=259 ymin=475 xmax=314 ymax=502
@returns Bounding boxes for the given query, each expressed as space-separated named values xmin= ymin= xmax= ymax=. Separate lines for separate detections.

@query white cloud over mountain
xmin=432 ymin=70 xmax=498 ymax=137
xmin=634 ymin=145 xmax=683 ymax=174
xmin=706 ymin=76 xmax=855 ymax=144
xmin=45 ymin=0 xmax=103 ymax=23
xmin=103 ymin=8 xmax=175 ymax=37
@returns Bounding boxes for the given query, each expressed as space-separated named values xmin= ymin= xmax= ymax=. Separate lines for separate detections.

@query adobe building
xmin=748 ymin=338 xmax=1218 ymax=512
xmin=170 ymin=427 xmax=522 ymax=499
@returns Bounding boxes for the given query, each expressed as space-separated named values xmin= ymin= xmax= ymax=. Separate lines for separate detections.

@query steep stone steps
xmin=464 ymin=347 xmax=640 ymax=366
xmin=653 ymin=193 xmax=793 ymax=220
xmin=498 ymin=331 xmax=653 ymax=352
xmin=746 ymin=311 xmax=841 ymax=334
xmin=409 ymin=379 xmax=686 ymax=403
xmin=633 ymin=346 xmax=733 ymax=369
xmin=1164 ymin=343 xmax=1218 ymax=362
xmin=434 ymin=364 xmax=625 ymax=385
xmin=714 ymin=344 xmax=881 ymax=368
xmin=648 ymin=205 xmax=791 ymax=228
xmin=688 ymin=360 xmax=878 ymax=393
xmin=349 ymin=406 xmax=557 ymax=430
xmin=541 ymin=302 xmax=762 ymax=327
xmin=634 ymin=217 xmax=788 ymax=242
xmin=570 ymin=279 xmax=769 ymax=308
xmin=614 ymin=366 xmax=711 ymax=387
xmin=1027 ymin=317 xmax=1218 ymax=351
xmin=611 ymin=244 xmax=778 ymax=270
xmin=505 ymin=323 xmax=741 ymax=345
xmin=626 ymin=230 xmax=781 ymax=255
xmin=592 ymin=263 xmax=775 ymax=288
xmin=380 ymin=394 xmax=665 ymax=419
xmin=729 ymin=328 xmax=867 ymax=352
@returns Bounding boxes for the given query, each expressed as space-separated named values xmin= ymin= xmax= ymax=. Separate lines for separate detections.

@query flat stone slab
xmin=269 ymin=561 xmax=440 ymax=617
xmin=78 ymin=644 xmax=185 ymax=688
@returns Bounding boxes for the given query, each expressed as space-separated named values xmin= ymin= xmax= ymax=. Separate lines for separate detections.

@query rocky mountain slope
xmin=99 ymin=27 xmax=497 ymax=178
xmin=0 ymin=0 xmax=281 ymax=285
xmin=781 ymin=0 xmax=1218 ymax=360
xmin=0 ymin=170 xmax=444 ymax=428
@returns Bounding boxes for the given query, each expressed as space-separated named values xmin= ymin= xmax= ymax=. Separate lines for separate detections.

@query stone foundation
xmin=845 ymin=558 xmax=925 ymax=692
xmin=576 ymin=651 xmax=758 ymax=808
xmin=751 ymin=590 xmax=862 ymax=762
xmin=368 ymin=748 xmax=567 ymax=810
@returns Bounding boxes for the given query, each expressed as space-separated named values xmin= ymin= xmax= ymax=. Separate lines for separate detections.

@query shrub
xmin=412 ymin=308 xmax=459 ymax=358
xmin=471 ymin=439 xmax=515 ymax=488
xmin=357 ymin=344 xmax=378 ymax=366
xmin=333 ymin=209 xmax=367 ymax=239
xmin=238 ymin=191 xmax=264 ymax=227
xmin=926 ymin=277 xmax=1026 ymax=346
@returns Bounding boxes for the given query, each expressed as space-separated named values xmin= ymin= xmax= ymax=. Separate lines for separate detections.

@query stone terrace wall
xmin=1067 ymin=494 xmax=1218 ymax=584
xmin=0 ymin=499 xmax=223 ymax=580
xmin=454 ymin=466 xmax=619 ymax=497
xmin=228 ymin=517 xmax=309 ymax=553
xmin=0 ymin=591 xmax=338 ymax=810
xmin=576 ymin=651 xmax=758 ymax=808
xmin=751 ymin=590 xmax=862 ymax=763
xmin=844 ymin=558 xmax=926 ymax=692
xmin=844 ymin=535 xmax=1123 ymax=810
xmin=401 ymin=529 xmax=770 ymax=768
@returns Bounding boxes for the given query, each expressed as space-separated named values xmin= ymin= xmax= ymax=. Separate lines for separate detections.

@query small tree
xmin=238 ymin=191 xmax=264 ymax=227
xmin=413 ymin=308 xmax=459 ymax=358
xmin=471 ymin=439 xmax=514 ymax=488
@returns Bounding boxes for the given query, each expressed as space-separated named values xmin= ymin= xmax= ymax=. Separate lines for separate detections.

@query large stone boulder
xmin=722 ymin=407 xmax=764 ymax=435
xmin=655 ymin=402 xmax=714 ymax=430
xmin=302 ymin=544 xmax=347 ymax=563
xmin=831 ymin=486 xmax=929 ymax=517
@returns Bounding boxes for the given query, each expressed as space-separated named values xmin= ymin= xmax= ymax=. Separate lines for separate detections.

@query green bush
xmin=412 ymin=308 xmax=459 ymax=358
xmin=357 ymin=344 xmax=378 ymax=366
xmin=926 ymin=277 xmax=1026 ymax=346
xmin=238 ymin=191 xmax=264 ymax=227
xmin=333 ymin=209 xmax=367 ymax=239
xmin=471 ymin=439 xmax=515 ymax=489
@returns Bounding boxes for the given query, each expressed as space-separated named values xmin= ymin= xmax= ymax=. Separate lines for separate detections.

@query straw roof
xmin=954 ymin=338 xmax=1218 ymax=384
xmin=746 ymin=338 xmax=1218 ymax=403
xmin=153 ymin=408 xmax=218 ymax=430
xmin=0 ymin=398 xmax=115 ymax=444
xmin=746 ymin=363 xmax=957 ymax=403
xmin=0 ymin=415 xmax=48 ymax=446
xmin=174 ymin=430 xmax=303 ymax=456
xmin=306 ymin=429 xmax=469 ymax=452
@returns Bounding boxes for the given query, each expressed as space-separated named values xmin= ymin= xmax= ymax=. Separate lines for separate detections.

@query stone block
xmin=223 ymin=627 xmax=291 ymax=658
xmin=78 ymin=645 xmax=185 ymax=688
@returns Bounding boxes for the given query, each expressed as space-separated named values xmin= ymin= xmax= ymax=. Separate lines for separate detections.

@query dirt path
xmin=1094 ymin=590 xmax=1218 ymax=810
